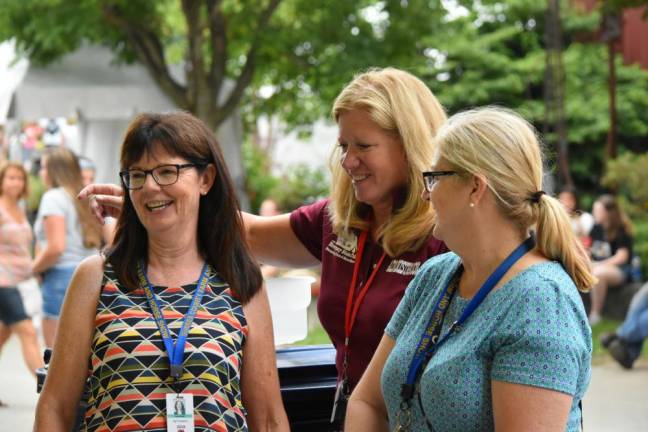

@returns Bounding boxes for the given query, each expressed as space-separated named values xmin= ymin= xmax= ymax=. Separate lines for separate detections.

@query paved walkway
xmin=1 ymin=336 xmax=646 ymax=431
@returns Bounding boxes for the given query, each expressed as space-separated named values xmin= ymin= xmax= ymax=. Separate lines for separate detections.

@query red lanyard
xmin=343 ymin=230 xmax=387 ymax=352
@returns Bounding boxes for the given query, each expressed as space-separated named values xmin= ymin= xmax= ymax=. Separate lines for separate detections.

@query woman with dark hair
xmin=34 ymin=112 xmax=288 ymax=431
xmin=33 ymin=147 xmax=110 ymax=347
xmin=588 ymin=194 xmax=634 ymax=325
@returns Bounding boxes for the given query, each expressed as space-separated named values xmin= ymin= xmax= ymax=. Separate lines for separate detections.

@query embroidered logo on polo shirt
xmin=325 ymin=231 xmax=358 ymax=264
xmin=385 ymin=259 xmax=421 ymax=275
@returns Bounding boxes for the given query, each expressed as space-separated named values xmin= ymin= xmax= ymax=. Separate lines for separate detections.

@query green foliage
xmin=242 ymin=138 xmax=278 ymax=213
xmin=633 ymin=220 xmax=648 ymax=278
xmin=604 ymin=152 xmax=648 ymax=219
xmin=601 ymin=0 xmax=648 ymax=14
xmin=294 ymin=323 xmax=331 ymax=346
xmin=415 ymin=0 xmax=648 ymax=193
xmin=272 ymin=164 xmax=330 ymax=212
xmin=242 ymin=139 xmax=329 ymax=214
xmin=3 ymin=0 xmax=648 ymax=197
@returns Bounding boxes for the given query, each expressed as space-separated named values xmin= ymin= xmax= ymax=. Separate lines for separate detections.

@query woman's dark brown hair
xmin=106 ymin=111 xmax=262 ymax=303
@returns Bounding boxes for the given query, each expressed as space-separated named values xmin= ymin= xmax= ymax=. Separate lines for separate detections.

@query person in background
xmin=600 ymin=282 xmax=648 ymax=369
xmin=587 ymin=194 xmax=634 ymax=326
xmin=32 ymin=148 xmax=111 ymax=347
xmin=0 ymin=162 xmax=44 ymax=405
xmin=558 ymin=188 xmax=594 ymax=247
xmin=34 ymin=111 xmax=288 ymax=431
xmin=78 ymin=67 xmax=449 ymax=426
xmin=346 ymin=107 xmax=593 ymax=432
xmin=79 ymin=156 xmax=97 ymax=187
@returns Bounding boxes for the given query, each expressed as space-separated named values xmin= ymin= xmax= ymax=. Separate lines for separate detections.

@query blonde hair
xmin=43 ymin=147 xmax=102 ymax=249
xmin=0 ymin=161 xmax=29 ymax=199
xmin=435 ymin=107 xmax=595 ymax=292
xmin=329 ymin=67 xmax=447 ymax=256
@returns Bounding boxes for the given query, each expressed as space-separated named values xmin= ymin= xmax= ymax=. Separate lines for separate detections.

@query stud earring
xmin=469 ymin=202 xmax=475 ymax=208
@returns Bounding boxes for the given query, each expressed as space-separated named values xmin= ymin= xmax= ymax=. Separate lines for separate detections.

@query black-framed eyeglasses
xmin=422 ymin=170 xmax=457 ymax=192
xmin=119 ymin=163 xmax=204 ymax=190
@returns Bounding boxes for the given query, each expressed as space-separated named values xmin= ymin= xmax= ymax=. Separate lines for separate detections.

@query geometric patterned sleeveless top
xmin=83 ymin=263 xmax=249 ymax=431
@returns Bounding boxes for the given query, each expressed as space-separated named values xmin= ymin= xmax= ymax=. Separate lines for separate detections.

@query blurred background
xmin=0 ymin=0 xmax=647 ymax=430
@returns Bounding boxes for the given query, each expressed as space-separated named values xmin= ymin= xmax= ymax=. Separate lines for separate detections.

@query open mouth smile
xmin=145 ymin=200 xmax=173 ymax=212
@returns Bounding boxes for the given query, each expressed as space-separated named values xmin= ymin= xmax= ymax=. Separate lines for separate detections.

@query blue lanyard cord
xmin=401 ymin=236 xmax=536 ymax=403
xmin=137 ymin=261 xmax=209 ymax=381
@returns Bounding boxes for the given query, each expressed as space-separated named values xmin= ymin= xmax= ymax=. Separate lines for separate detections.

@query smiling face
xmin=1 ymin=166 xmax=27 ymax=200
xmin=338 ymin=109 xmax=408 ymax=216
xmin=423 ymin=156 xmax=471 ymax=244
xmin=127 ymin=146 xmax=213 ymax=239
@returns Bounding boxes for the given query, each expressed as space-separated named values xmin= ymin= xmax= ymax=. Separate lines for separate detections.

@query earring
xmin=469 ymin=202 xmax=475 ymax=208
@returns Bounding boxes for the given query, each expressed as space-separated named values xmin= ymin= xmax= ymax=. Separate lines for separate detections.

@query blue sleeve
xmin=490 ymin=275 xmax=591 ymax=396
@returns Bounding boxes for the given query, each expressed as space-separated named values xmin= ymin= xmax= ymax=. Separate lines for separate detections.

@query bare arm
xmin=599 ymin=247 xmax=630 ymax=267
xmin=32 ymin=215 xmax=66 ymax=274
xmin=492 ymin=381 xmax=573 ymax=432
xmin=242 ymin=212 xmax=319 ymax=268
xmin=78 ymin=184 xmax=320 ymax=269
xmin=240 ymin=285 xmax=289 ymax=431
xmin=33 ymin=255 xmax=104 ymax=431
xmin=345 ymin=334 xmax=394 ymax=432
xmin=77 ymin=183 xmax=124 ymax=224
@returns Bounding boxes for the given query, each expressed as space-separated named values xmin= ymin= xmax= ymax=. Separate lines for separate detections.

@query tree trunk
xmin=606 ymin=40 xmax=618 ymax=163
xmin=544 ymin=0 xmax=574 ymax=190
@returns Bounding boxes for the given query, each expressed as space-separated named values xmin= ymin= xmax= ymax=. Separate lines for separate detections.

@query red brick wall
xmin=575 ymin=0 xmax=648 ymax=69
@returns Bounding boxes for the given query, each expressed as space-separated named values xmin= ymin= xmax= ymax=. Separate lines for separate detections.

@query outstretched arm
xmin=241 ymin=212 xmax=319 ymax=268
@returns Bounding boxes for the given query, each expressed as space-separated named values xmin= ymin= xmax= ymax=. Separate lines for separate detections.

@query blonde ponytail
xmin=534 ymin=194 xmax=596 ymax=292
xmin=436 ymin=107 xmax=596 ymax=292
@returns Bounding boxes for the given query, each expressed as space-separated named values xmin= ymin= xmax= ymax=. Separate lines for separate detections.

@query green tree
xmin=412 ymin=0 xmax=648 ymax=192
xmin=0 ymin=0 xmax=453 ymax=129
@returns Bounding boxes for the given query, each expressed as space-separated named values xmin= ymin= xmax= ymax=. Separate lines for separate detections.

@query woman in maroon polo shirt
xmin=79 ymin=67 xmax=448 ymax=424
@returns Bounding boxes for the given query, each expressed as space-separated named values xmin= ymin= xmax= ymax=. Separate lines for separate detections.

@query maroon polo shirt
xmin=290 ymin=199 xmax=447 ymax=390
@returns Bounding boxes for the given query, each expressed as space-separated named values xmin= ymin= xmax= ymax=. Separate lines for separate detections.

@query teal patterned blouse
xmin=382 ymin=253 xmax=591 ymax=432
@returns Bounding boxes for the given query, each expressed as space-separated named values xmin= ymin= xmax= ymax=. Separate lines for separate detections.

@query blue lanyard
xmin=400 ymin=236 xmax=535 ymax=402
xmin=137 ymin=261 xmax=209 ymax=385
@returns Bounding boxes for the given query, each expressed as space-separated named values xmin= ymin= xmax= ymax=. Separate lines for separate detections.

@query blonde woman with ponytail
xmin=347 ymin=107 xmax=594 ymax=432
xmin=33 ymin=147 xmax=111 ymax=347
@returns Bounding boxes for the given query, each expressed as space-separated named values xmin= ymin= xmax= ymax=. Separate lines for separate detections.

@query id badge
xmin=166 ymin=393 xmax=194 ymax=432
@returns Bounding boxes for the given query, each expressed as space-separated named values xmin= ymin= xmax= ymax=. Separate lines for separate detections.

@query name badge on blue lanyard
xmin=137 ymin=261 xmax=209 ymax=391
xmin=395 ymin=236 xmax=535 ymax=432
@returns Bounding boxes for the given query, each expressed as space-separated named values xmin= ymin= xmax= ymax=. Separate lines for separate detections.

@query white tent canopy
xmin=8 ymin=45 xmax=245 ymax=204
xmin=0 ymin=41 xmax=29 ymax=123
